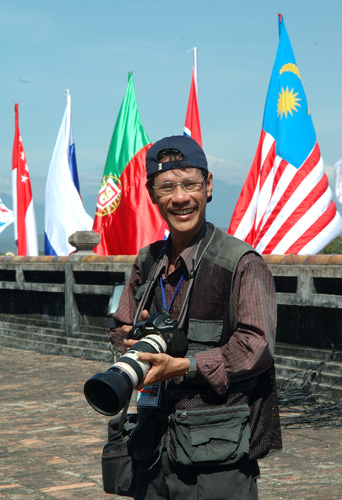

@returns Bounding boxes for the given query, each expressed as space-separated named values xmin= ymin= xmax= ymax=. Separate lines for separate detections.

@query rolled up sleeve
xmin=195 ymin=253 xmax=277 ymax=394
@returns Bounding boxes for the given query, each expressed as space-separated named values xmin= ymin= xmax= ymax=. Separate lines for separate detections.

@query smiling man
xmin=109 ymin=135 xmax=282 ymax=500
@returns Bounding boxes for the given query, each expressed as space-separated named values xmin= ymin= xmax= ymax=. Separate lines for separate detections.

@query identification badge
xmin=137 ymin=383 xmax=162 ymax=408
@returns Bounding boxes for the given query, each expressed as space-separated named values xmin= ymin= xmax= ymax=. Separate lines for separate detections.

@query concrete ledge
xmin=0 ymin=254 xmax=137 ymax=263
xmin=1 ymin=253 xmax=342 ymax=364
xmin=263 ymin=254 xmax=342 ymax=265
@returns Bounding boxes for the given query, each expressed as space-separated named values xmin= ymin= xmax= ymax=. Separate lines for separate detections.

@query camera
xmin=84 ymin=310 xmax=187 ymax=416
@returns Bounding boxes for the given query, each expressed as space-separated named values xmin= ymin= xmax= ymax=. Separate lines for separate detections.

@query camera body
xmin=129 ymin=310 xmax=187 ymax=357
xmin=84 ymin=310 xmax=187 ymax=416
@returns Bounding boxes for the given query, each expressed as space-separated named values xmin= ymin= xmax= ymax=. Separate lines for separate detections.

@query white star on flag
xmin=12 ymin=103 xmax=38 ymax=256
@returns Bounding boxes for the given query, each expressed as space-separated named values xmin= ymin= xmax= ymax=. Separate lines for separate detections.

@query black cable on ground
xmin=277 ymin=349 xmax=342 ymax=428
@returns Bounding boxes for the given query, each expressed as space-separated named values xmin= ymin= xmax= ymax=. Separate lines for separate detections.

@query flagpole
xmin=184 ymin=47 xmax=202 ymax=147
xmin=65 ymin=89 xmax=71 ymax=152
xmin=187 ymin=47 xmax=198 ymax=91
xmin=193 ymin=47 xmax=198 ymax=91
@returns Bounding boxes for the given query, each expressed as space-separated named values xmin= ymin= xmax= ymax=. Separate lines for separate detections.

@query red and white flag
xmin=12 ymin=104 xmax=38 ymax=256
xmin=183 ymin=47 xmax=202 ymax=147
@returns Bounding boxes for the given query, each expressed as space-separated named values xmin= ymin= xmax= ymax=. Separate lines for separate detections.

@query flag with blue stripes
xmin=45 ymin=90 xmax=93 ymax=255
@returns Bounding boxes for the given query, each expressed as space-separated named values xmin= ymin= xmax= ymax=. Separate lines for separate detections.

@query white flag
xmin=45 ymin=90 xmax=93 ymax=255
xmin=334 ymin=159 xmax=342 ymax=203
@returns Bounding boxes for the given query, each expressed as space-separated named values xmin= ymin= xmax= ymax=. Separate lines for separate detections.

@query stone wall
xmin=263 ymin=254 xmax=342 ymax=351
xmin=0 ymin=253 xmax=342 ymax=359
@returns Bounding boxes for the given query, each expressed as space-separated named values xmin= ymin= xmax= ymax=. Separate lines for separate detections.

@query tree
xmin=319 ymin=236 xmax=342 ymax=254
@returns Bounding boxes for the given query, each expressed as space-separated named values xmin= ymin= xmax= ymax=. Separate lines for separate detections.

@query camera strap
xmin=135 ymin=226 xmax=217 ymax=329
xmin=176 ymin=227 xmax=216 ymax=328
xmin=133 ymin=254 xmax=166 ymax=324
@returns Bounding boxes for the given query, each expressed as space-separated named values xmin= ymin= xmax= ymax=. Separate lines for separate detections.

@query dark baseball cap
xmin=146 ymin=135 xmax=208 ymax=178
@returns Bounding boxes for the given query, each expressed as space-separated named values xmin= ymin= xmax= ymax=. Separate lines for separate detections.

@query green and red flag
xmin=93 ymin=73 xmax=168 ymax=255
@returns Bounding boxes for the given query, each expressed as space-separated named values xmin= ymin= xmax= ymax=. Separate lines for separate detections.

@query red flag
xmin=228 ymin=16 xmax=342 ymax=254
xmin=12 ymin=104 xmax=38 ymax=256
xmin=93 ymin=73 xmax=167 ymax=255
xmin=183 ymin=47 xmax=202 ymax=147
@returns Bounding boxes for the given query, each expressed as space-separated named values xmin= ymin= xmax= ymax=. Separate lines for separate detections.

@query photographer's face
xmin=150 ymin=167 xmax=213 ymax=244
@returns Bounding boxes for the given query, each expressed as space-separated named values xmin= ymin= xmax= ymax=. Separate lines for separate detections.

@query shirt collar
xmin=162 ymin=221 xmax=207 ymax=278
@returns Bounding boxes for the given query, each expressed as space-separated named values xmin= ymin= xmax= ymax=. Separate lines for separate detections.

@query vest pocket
xmin=167 ymin=404 xmax=250 ymax=467
xmin=187 ymin=319 xmax=223 ymax=350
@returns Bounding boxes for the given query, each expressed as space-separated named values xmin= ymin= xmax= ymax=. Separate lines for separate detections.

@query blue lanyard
xmin=159 ymin=269 xmax=186 ymax=312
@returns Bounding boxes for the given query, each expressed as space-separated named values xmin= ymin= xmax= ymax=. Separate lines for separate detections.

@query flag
xmin=45 ymin=90 xmax=93 ymax=255
xmin=228 ymin=15 xmax=342 ymax=255
xmin=334 ymin=159 xmax=342 ymax=203
xmin=12 ymin=104 xmax=38 ymax=256
xmin=0 ymin=198 xmax=14 ymax=235
xmin=183 ymin=47 xmax=202 ymax=147
xmin=93 ymin=72 xmax=167 ymax=255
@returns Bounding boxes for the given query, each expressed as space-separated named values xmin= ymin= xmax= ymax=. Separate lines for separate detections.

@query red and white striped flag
xmin=12 ymin=104 xmax=38 ymax=256
xmin=183 ymin=47 xmax=202 ymax=147
xmin=228 ymin=15 xmax=342 ymax=254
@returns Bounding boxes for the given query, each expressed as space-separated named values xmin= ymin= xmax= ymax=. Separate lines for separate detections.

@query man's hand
xmin=120 ymin=309 xmax=190 ymax=388
xmin=135 ymin=353 xmax=190 ymax=390
xmin=123 ymin=309 xmax=149 ymax=348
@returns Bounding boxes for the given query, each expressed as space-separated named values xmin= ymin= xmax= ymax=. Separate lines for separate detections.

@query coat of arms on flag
xmin=95 ymin=176 xmax=122 ymax=216
xmin=92 ymin=72 xmax=167 ymax=255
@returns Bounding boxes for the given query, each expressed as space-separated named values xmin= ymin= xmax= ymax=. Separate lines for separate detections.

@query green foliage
xmin=319 ymin=236 xmax=342 ymax=254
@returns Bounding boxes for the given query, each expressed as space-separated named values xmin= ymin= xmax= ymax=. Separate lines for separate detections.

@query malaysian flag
xmin=228 ymin=15 xmax=342 ymax=254
xmin=183 ymin=47 xmax=202 ymax=147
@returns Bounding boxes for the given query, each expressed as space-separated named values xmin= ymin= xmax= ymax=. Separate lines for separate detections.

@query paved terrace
xmin=1 ymin=346 xmax=341 ymax=500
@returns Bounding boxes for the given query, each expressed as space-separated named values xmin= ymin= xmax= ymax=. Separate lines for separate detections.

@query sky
xmin=1 ymin=0 xmax=342 ymax=233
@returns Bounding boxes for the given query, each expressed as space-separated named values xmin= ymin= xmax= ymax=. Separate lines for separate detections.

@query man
xmin=110 ymin=135 xmax=282 ymax=500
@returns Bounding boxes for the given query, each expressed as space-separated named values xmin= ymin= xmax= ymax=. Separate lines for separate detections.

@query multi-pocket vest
xmin=134 ymin=222 xmax=282 ymax=462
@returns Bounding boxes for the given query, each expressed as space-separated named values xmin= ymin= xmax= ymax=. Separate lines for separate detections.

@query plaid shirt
xmin=110 ymin=223 xmax=276 ymax=394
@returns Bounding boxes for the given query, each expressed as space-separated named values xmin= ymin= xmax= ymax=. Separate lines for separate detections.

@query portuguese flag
xmin=93 ymin=73 xmax=167 ymax=255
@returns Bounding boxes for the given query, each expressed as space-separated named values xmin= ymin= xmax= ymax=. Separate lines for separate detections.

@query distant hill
xmin=206 ymin=179 xmax=240 ymax=231
xmin=0 ymin=180 xmax=241 ymax=254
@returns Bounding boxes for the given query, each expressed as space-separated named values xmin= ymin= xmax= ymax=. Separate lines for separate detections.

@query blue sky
xmin=1 ymin=0 xmax=342 ymax=222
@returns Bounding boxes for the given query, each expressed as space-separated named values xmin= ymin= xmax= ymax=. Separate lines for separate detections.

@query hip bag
xmin=101 ymin=403 xmax=137 ymax=496
xmin=166 ymin=404 xmax=251 ymax=467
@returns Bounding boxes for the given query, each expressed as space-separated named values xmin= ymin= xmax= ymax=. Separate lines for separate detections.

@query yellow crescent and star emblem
xmin=95 ymin=175 xmax=122 ymax=217
xmin=277 ymin=62 xmax=310 ymax=119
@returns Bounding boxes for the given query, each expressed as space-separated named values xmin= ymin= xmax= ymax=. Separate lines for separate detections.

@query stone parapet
xmin=0 ymin=253 xmax=342 ymax=358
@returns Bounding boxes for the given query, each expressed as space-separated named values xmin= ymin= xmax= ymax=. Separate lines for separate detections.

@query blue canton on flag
xmin=263 ymin=16 xmax=316 ymax=169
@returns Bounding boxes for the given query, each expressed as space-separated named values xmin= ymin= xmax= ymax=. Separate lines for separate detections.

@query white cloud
xmin=325 ymin=163 xmax=335 ymax=188
xmin=0 ymin=176 xmax=12 ymax=195
xmin=206 ymin=154 xmax=248 ymax=187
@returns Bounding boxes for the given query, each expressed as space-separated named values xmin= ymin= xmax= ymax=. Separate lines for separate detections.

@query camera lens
xmin=84 ymin=368 xmax=132 ymax=416
xmin=84 ymin=334 xmax=167 ymax=416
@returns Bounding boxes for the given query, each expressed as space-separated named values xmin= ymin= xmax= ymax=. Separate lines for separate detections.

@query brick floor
xmin=0 ymin=346 xmax=341 ymax=499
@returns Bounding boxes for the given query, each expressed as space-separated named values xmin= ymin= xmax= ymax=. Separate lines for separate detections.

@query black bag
xmin=167 ymin=404 xmax=251 ymax=467
xmin=101 ymin=404 xmax=137 ymax=496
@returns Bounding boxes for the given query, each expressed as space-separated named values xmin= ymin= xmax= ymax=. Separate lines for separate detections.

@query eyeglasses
xmin=152 ymin=177 xmax=206 ymax=197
